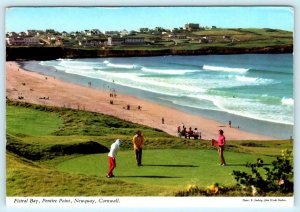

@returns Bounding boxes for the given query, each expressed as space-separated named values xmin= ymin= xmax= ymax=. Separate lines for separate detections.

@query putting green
xmin=56 ymin=149 xmax=274 ymax=188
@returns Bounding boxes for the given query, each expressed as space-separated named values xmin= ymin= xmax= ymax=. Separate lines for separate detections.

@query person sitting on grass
xmin=181 ymin=127 xmax=187 ymax=138
xmin=193 ymin=128 xmax=200 ymax=139
xmin=212 ymin=129 xmax=226 ymax=166
xmin=106 ymin=139 xmax=122 ymax=178
xmin=187 ymin=127 xmax=194 ymax=139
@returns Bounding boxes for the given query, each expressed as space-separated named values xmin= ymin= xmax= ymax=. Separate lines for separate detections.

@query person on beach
xmin=212 ymin=129 xmax=226 ymax=166
xmin=229 ymin=120 xmax=232 ymax=128
xmin=162 ymin=117 xmax=165 ymax=124
xmin=132 ymin=130 xmax=144 ymax=166
xmin=106 ymin=139 xmax=122 ymax=178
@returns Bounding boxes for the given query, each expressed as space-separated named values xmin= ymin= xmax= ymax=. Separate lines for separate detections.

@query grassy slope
xmin=6 ymin=105 xmax=63 ymax=136
xmin=111 ymin=28 xmax=293 ymax=51
xmin=6 ymin=101 xmax=293 ymax=196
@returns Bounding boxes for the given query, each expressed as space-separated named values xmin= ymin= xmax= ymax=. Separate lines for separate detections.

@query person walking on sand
xmin=212 ymin=130 xmax=226 ymax=166
xmin=106 ymin=139 xmax=122 ymax=178
xmin=132 ymin=130 xmax=144 ymax=166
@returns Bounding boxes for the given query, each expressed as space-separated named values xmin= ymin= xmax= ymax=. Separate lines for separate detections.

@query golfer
xmin=132 ymin=130 xmax=144 ymax=166
xmin=212 ymin=129 xmax=226 ymax=166
xmin=106 ymin=139 xmax=122 ymax=178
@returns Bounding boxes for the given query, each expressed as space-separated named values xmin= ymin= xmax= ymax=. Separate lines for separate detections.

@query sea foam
xmin=235 ymin=76 xmax=257 ymax=82
xmin=141 ymin=67 xmax=198 ymax=75
xmin=281 ymin=97 xmax=294 ymax=106
xmin=203 ymin=65 xmax=249 ymax=73
xmin=105 ymin=62 xmax=136 ymax=69
xmin=235 ymin=76 xmax=273 ymax=84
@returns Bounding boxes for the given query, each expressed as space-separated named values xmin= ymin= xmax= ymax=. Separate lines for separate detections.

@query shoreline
xmin=6 ymin=61 xmax=278 ymax=140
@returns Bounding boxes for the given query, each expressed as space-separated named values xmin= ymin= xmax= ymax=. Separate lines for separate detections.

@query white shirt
xmin=108 ymin=140 xmax=121 ymax=158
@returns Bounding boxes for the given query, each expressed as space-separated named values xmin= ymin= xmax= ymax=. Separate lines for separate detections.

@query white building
xmin=124 ymin=37 xmax=145 ymax=45
xmin=6 ymin=37 xmax=41 ymax=46
xmin=107 ymin=37 xmax=124 ymax=46
xmin=120 ymin=30 xmax=129 ymax=37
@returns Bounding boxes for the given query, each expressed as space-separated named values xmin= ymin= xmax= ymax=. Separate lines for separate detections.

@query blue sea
xmin=21 ymin=54 xmax=294 ymax=139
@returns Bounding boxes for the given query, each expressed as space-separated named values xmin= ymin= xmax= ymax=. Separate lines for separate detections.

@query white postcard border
xmin=6 ymin=197 xmax=293 ymax=208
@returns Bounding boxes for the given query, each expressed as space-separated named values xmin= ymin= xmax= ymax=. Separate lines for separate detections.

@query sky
xmin=5 ymin=7 xmax=294 ymax=33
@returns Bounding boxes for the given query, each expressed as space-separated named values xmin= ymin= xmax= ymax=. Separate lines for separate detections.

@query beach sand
xmin=6 ymin=61 xmax=275 ymax=140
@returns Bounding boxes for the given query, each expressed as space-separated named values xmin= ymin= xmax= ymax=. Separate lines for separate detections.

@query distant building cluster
xmin=6 ymin=23 xmax=223 ymax=48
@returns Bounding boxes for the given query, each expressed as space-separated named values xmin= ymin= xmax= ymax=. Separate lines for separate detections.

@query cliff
xmin=6 ymin=45 xmax=293 ymax=61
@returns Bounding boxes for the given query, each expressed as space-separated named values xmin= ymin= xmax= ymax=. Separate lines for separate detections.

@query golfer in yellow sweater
xmin=132 ymin=130 xmax=144 ymax=166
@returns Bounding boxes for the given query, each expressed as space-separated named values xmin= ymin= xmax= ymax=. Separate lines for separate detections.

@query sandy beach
xmin=6 ymin=61 xmax=275 ymax=140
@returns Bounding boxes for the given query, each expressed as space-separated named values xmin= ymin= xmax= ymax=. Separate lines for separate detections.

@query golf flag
xmin=211 ymin=139 xmax=218 ymax=147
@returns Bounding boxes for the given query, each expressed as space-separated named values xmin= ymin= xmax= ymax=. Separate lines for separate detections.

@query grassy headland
xmin=6 ymin=101 xmax=293 ymax=196
xmin=6 ymin=28 xmax=293 ymax=60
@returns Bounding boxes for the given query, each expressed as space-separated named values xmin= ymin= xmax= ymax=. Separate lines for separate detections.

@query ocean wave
xmin=235 ymin=76 xmax=273 ymax=84
xmin=58 ymin=64 xmax=96 ymax=70
xmin=158 ymin=96 xmax=220 ymax=111
xmin=187 ymin=94 xmax=293 ymax=125
xmin=235 ymin=76 xmax=257 ymax=82
xmin=249 ymin=68 xmax=292 ymax=76
xmin=53 ymin=65 xmax=66 ymax=71
xmin=281 ymin=97 xmax=294 ymax=106
xmin=105 ymin=62 xmax=137 ymax=69
xmin=87 ymin=69 xmax=207 ymax=95
xmin=203 ymin=65 xmax=249 ymax=73
xmin=214 ymin=97 xmax=293 ymax=125
xmin=141 ymin=67 xmax=199 ymax=75
xmin=56 ymin=58 xmax=73 ymax=61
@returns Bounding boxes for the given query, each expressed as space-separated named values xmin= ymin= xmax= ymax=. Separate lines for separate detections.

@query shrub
xmin=232 ymin=149 xmax=293 ymax=195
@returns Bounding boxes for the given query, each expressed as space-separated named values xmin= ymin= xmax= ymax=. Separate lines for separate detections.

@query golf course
xmin=6 ymin=101 xmax=293 ymax=196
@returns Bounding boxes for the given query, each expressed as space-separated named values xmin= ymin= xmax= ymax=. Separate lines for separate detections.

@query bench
xmin=179 ymin=131 xmax=201 ymax=139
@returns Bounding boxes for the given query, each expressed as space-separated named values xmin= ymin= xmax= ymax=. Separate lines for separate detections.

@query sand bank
xmin=6 ymin=62 xmax=275 ymax=140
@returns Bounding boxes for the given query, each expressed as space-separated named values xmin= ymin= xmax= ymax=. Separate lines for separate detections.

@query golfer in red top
xmin=212 ymin=129 xmax=226 ymax=166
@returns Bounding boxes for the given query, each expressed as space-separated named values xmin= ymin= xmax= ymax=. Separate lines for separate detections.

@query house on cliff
xmin=107 ymin=37 xmax=145 ymax=46
xmin=6 ymin=37 xmax=42 ymax=46
xmin=124 ymin=37 xmax=145 ymax=45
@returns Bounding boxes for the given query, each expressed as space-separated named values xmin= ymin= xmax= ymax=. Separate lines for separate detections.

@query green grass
xmin=7 ymin=153 xmax=166 ymax=196
xmin=6 ymin=101 xmax=293 ymax=196
xmin=56 ymin=149 xmax=275 ymax=188
xmin=6 ymin=105 xmax=63 ymax=136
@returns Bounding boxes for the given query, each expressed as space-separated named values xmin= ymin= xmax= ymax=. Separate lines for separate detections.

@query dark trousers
xmin=135 ymin=149 xmax=143 ymax=165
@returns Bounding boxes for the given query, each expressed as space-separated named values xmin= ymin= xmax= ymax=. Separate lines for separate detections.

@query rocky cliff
xmin=6 ymin=45 xmax=293 ymax=61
